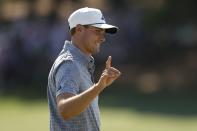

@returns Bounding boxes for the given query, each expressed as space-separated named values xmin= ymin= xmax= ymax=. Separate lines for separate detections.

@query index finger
xmin=106 ymin=56 xmax=112 ymax=69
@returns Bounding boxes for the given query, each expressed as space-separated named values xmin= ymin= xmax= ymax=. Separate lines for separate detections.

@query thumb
xmin=106 ymin=56 xmax=112 ymax=69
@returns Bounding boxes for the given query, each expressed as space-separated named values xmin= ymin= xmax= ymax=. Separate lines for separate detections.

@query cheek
xmin=86 ymin=34 xmax=97 ymax=43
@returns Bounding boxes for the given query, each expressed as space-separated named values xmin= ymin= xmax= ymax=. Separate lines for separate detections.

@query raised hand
xmin=97 ymin=56 xmax=121 ymax=89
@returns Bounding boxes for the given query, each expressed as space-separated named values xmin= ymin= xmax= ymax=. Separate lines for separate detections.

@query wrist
xmin=94 ymin=83 xmax=105 ymax=93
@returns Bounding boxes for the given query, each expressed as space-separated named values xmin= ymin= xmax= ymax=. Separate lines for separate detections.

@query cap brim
xmin=91 ymin=23 xmax=118 ymax=34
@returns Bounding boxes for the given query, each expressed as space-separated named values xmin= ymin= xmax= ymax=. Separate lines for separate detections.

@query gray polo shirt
xmin=47 ymin=41 xmax=100 ymax=131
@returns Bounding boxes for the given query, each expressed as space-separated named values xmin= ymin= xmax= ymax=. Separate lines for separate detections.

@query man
xmin=47 ymin=7 xmax=121 ymax=131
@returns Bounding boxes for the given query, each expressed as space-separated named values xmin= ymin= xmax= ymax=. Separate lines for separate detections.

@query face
xmin=81 ymin=25 xmax=106 ymax=55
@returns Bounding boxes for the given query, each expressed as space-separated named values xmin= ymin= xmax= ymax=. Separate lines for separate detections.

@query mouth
xmin=96 ymin=43 xmax=101 ymax=47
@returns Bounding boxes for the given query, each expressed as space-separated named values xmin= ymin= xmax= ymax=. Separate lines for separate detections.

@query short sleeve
xmin=55 ymin=60 xmax=80 ymax=97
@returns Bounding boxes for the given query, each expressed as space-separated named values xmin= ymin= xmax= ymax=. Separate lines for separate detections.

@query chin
xmin=92 ymin=48 xmax=100 ymax=55
xmin=91 ymin=43 xmax=101 ymax=54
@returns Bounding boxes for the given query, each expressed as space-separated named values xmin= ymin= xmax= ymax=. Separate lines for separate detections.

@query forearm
xmin=57 ymin=83 xmax=104 ymax=120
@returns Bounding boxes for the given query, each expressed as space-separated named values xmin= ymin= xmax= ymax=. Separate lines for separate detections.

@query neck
xmin=71 ymin=37 xmax=91 ymax=56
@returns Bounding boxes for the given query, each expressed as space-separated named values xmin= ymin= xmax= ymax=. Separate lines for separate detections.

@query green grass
xmin=1 ymin=96 xmax=197 ymax=131
xmin=0 ymin=97 xmax=49 ymax=131
xmin=101 ymin=107 xmax=197 ymax=131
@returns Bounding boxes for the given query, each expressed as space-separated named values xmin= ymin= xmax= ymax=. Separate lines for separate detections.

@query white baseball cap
xmin=68 ymin=7 xmax=118 ymax=34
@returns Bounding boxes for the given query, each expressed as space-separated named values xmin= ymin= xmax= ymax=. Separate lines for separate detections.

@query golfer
xmin=47 ymin=7 xmax=121 ymax=131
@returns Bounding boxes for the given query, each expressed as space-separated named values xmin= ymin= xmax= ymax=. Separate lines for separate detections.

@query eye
xmin=96 ymin=29 xmax=104 ymax=34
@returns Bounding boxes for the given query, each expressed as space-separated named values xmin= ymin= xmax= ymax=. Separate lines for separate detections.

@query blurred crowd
xmin=0 ymin=0 xmax=197 ymax=94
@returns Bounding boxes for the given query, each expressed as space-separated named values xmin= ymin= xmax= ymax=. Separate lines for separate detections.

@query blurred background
xmin=0 ymin=0 xmax=197 ymax=131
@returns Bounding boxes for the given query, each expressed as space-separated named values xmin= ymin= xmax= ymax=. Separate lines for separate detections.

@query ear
xmin=75 ymin=24 xmax=83 ymax=33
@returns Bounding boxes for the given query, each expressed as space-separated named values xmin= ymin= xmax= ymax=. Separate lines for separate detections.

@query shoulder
xmin=53 ymin=50 xmax=74 ymax=71
xmin=58 ymin=59 xmax=78 ymax=74
xmin=48 ymin=49 xmax=79 ymax=81
xmin=54 ymin=57 xmax=81 ymax=86
xmin=55 ymin=53 xmax=79 ymax=74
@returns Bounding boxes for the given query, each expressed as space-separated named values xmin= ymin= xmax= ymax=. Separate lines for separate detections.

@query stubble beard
xmin=92 ymin=43 xmax=101 ymax=54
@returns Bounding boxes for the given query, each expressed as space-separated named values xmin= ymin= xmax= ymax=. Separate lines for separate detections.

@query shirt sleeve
xmin=55 ymin=60 xmax=80 ymax=97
